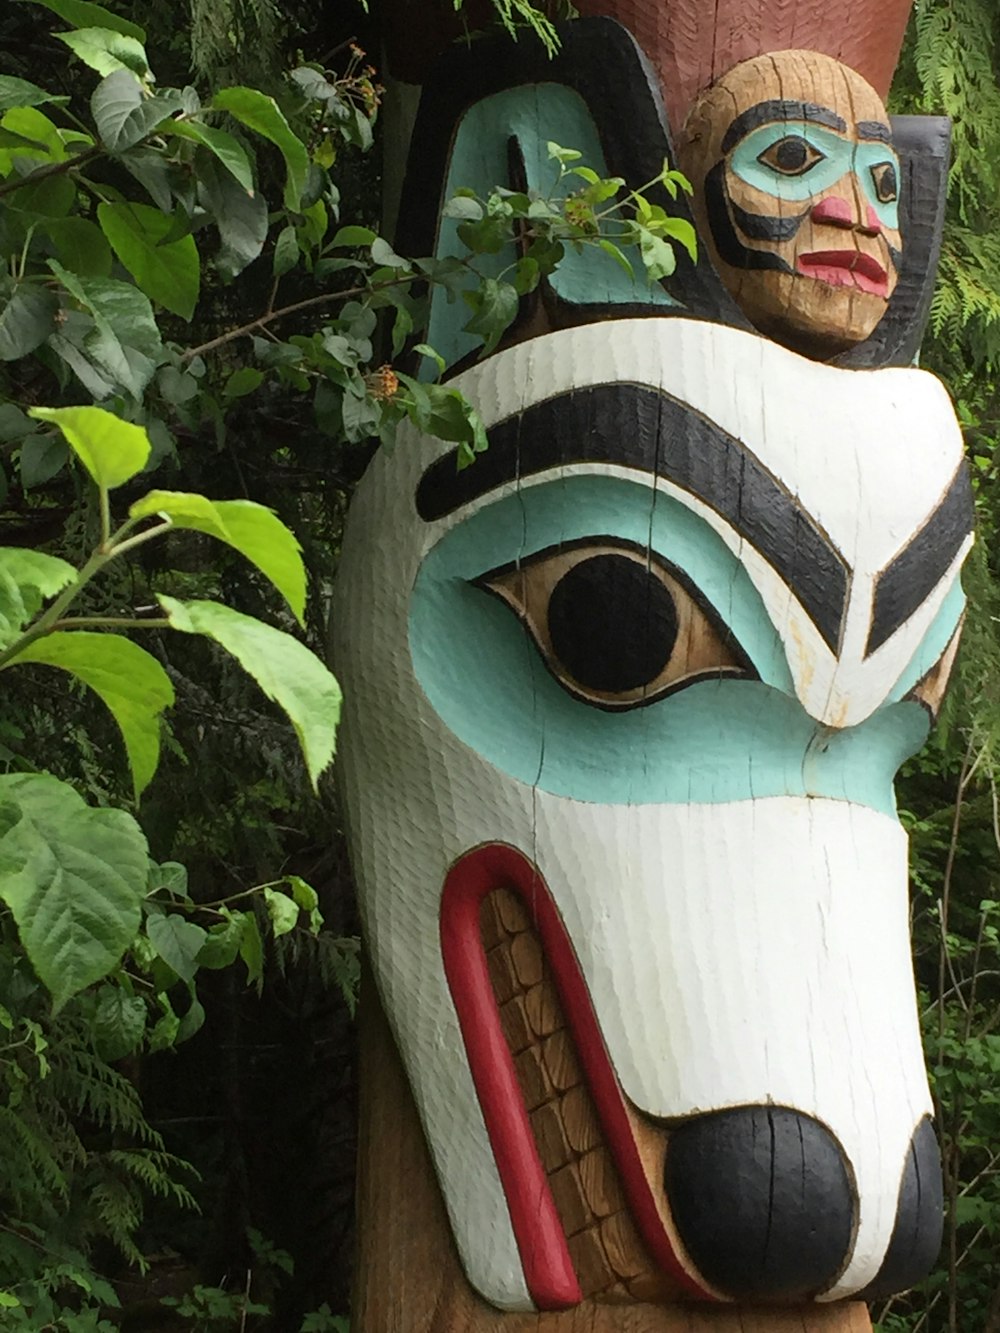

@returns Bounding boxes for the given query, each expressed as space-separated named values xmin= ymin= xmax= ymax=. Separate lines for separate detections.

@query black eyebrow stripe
xmin=856 ymin=120 xmax=893 ymax=143
xmin=721 ymin=100 xmax=847 ymax=154
xmin=417 ymin=384 xmax=848 ymax=651
xmin=867 ymin=466 xmax=974 ymax=655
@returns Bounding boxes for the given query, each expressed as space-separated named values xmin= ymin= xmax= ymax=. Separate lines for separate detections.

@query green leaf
xmin=91 ymin=70 xmax=179 ymax=153
xmin=57 ymin=27 xmax=150 ymax=79
xmin=147 ymin=994 xmax=179 ymax=1050
xmin=0 ymin=76 xmax=68 ymax=112
xmin=97 ymin=201 xmax=199 ymax=320
xmin=0 ymin=773 xmax=148 ymax=1009
xmin=167 ymin=118 xmax=254 ymax=194
xmin=263 ymin=887 xmax=298 ymax=938
xmin=370 ymin=237 xmax=408 ymax=269
xmin=637 ymin=227 xmax=677 ymax=282
xmin=654 ymin=214 xmax=698 ymax=262
xmin=0 ymin=547 xmax=75 ymax=646
xmin=547 ymin=141 xmax=582 ymax=164
xmin=273 ymin=223 xmax=298 ymax=276
xmin=443 ymin=195 xmax=484 ymax=222
xmin=24 ymin=0 xmax=145 ymax=41
xmin=0 ymin=106 xmax=66 ymax=162
xmin=0 ymin=284 xmax=58 ymax=361
xmin=17 ymin=432 xmax=69 ymax=488
xmin=146 ymin=913 xmax=207 ymax=983
xmin=462 ymin=277 xmax=519 ymax=356
xmin=196 ymin=151 xmax=267 ymax=280
xmin=197 ymin=914 xmax=245 ymax=969
xmin=223 ymin=366 xmax=264 ymax=399
xmin=4 ymin=633 xmax=174 ymax=798
xmin=597 ymin=237 xmax=634 ymax=281
xmin=28 ymin=404 xmax=151 ymax=488
xmin=48 ymin=262 xmax=161 ymax=399
xmin=212 ymin=87 xmax=308 ymax=211
xmin=330 ymin=225 xmax=376 ymax=248
xmin=129 ymin=493 xmax=306 ymax=622
xmin=238 ymin=911 xmax=263 ymax=991
xmin=412 ymin=342 xmax=445 ymax=376
xmin=158 ymin=598 xmax=339 ymax=787
xmin=44 ymin=216 xmax=113 ymax=278
xmin=93 ymin=985 xmax=146 ymax=1060
xmin=286 ymin=875 xmax=318 ymax=912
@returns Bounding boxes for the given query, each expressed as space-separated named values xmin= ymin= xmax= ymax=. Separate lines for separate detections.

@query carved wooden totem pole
xmin=332 ymin=3 xmax=974 ymax=1330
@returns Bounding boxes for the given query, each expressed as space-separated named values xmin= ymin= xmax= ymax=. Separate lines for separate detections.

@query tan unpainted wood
xmin=679 ymin=50 xmax=901 ymax=357
xmin=354 ymin=958 xmax=874 ymax=1333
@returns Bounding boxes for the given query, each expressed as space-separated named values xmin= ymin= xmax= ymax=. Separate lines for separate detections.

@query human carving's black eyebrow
xmin=416 ymin=383 xmax=849 ymax=651
xmin=856 ymin=120 xmax=893 ymax=143
xmin=721 ymin=100 xmax=847 ymax=154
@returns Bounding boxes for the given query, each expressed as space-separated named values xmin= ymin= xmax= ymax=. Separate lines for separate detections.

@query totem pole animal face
xmin=333 ymin=318 xmax=972 ymax=1312
xmin=682 ymin=50 xmax=903 ymax=354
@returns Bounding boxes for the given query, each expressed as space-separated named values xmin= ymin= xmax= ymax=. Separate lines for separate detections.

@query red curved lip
xmin=440 ymin=842 xmax=715 ymax=1309
xmin=797 ymin=249 xmax=890 ymax=297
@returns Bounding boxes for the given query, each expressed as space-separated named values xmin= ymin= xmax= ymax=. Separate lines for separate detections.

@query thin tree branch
xmin=0 ymin=146 xmax=99 ymax=199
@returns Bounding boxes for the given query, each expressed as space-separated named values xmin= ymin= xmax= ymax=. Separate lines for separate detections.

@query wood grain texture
xmin=378 ymin=0 xmax=912 ymax=133
xmin=355 ymin=976 xmax=874 ymax=1332
xmin=679 ymin=50 xmax=901 ymax=355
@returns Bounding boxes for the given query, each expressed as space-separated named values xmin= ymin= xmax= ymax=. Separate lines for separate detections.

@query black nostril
xmin=664 ymin=1105 xmax=854 ymax=1302
xmin=857 ymin=1117 xmax=943 ymax=1300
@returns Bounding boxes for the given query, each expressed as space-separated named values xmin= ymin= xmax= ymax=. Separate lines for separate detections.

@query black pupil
xmin=875 ymin=162 xmax=897 ymax=201
xmin=773 ymin=137 xmax=810 ymax=171
xmin=546 ymin=554 xmax=678 ymax=693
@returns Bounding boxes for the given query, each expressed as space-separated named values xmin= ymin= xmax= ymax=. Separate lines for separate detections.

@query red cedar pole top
xmin=379 ymin=0 xmax=913 ymax=131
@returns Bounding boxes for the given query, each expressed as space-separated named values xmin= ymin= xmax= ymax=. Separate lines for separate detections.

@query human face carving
xmin=681 ymin=51 xmax=902 ymax=356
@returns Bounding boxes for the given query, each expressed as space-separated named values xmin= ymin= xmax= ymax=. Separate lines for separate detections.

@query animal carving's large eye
xmin=476 ymin=540 xmax=754 ymax=710
xmin=756 ymin=135 xmax=825 ymax=177
xmin=870 ymin=160 xmax=898 ymax=205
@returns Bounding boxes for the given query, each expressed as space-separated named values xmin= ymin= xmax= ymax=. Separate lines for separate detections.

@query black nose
xmin=664 ymin=1105 xmax=854 ymax=1301
xmin=858 ymin=1117 xmax=943 ymax=1300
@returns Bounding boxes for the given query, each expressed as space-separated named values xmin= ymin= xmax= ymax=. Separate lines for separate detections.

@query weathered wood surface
xmin=354 ymin=980 xmax=873 ymax=1333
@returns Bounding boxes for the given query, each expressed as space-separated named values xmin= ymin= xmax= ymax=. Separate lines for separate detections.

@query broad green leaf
xmin=462 ymin=277 xmax=519 ymax=356
xmin=28 ymin=404 xmax=151 ymax=488
xmin=224 ymin=367 xmax=263 ymax=398
xmin=655 ymin=214 xmax=698 ymax=262
xmin=197 ymin=914 xmax=244 ymax=970
xmin=0 ymin=547 xmax=74 ymax=602
xmin=212 ymin=87 xmax=308 ymax=211
xmin=330 ymin=225 xmax=375 ymax=248
xmin=93 ymin=985 xmax=146 ymax=1060
xmin=238 ymin=910 xmax=263 ymax=991
xmin=547 ymin=141 xmax=582 ymax=164
xmin=146 ymin=913 xmax=207 ymax=983
xmin=263 ymin=887 xmax=298 ymax=938
xmin=0 ymin=547 xmax=75 ymax=647
xmin=25 ymin=0 xmax=145 ymax=41
xmin=0 ymin=772 xmax=148 ymax=1009
xmin=443 ymin=196 xmax=484 ymax=222
xmin=0 ymin=404 xmax=33 ymax=442
xmin=91 ymin=70 xmax=179 ymax=153
xmin=273 ymin=223 xmax=298 ymax=276
xmin=159 ymin=598 xmax=339 ymax=786
xmin=49 ymin=260 xmax=162 ymax=359
xmin=147 ymin=994 xmax=179 ymax=1050
xmin=0 ymin=126 xmax=48 ymax=152
xmin=129 ymin=493 xmax=306 ymax=622
xmin=0 ymin=76 xmax=68 ymax=112
xmin=196 ymin=151 xmax=267 ymax=279
xmin=1 ymin=107 xmax=66 ymax=161
xmin=597 ymin=237 xmax=634 ymax=281
xmin=44 ymin=216 xmax=113 ymax=277
xmin=98 ymin=202 xmax=199 ymax=319
xmin=57 ymin=27 xmax=149 ymax=80
xmin=0 ymin=284 xmax=58 ymax=360
xmin=18 ymin=432 xmax=69 ymax=488
xmin=167 ymin=118 xmax=254 ymax=194
xmin=638 ymin=227 xmax=677 ymax=282
xmin=4 ymin=632 xmax=173 ymax=797
xmin=286 ymin=875 xmax=318 ymax=912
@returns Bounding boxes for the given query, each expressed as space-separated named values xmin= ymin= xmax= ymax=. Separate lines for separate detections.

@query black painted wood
xmin=417 ymin=383 xmax=849 ymax=652
xmin=663 ymin=1106 xmax=854 ymax=1302
xmin=857 ymin=1117 xmax=944 ymax=1301
xmin=867 ymin=464 xmax=973 ymax=654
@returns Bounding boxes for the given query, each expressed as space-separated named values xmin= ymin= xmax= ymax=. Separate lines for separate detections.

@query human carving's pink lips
xmin=798 ymin=250 xmax=890 ymax=297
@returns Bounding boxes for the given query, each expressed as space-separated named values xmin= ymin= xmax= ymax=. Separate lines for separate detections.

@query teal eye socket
xmin=756 ymin=135 xmax=825 ymax=177
xmin=870 ymin=160 xmax=898 ymax=204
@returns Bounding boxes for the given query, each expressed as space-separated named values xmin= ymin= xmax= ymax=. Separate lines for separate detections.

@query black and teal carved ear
xmin=395 ymin=18 xmax=951 ymax=371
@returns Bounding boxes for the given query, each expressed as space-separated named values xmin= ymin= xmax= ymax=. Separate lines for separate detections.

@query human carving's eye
xmin=756 ymin=135 xmax=825 ymax=176
xmin=870 ymin=160 xmax=898 ymax=205
xmin=476 ymin=541 xmax=754 ymax=710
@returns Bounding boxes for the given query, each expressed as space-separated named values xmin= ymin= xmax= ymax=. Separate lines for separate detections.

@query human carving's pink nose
xmin=811 ymin=196 xmax=854 ymax=227
xmin=811 ymin=195 xmax=883 ymax=236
